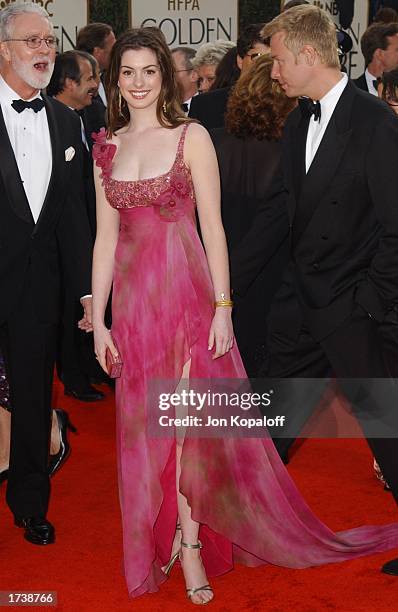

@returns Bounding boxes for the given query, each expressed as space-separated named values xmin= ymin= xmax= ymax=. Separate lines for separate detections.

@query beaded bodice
xmin=92 ymin=124 xmax=195 ymax=221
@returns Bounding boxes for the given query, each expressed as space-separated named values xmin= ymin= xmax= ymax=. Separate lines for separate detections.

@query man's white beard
xmin=11 ymin=52 xmax=54 ymax=91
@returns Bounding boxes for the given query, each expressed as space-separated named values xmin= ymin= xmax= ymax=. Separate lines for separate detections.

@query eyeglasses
xmin=246 ymin=52 xmax=265 ymax=61
xmin=4 ymin=36 xmax=58 ymax=49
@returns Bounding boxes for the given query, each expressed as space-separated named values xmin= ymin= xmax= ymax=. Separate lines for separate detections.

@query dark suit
xmin=81 ymin=140 xmax=97 ymax=236
xmin=288 ymin=83 xmax=398 ymax=338
xmin=352 ymin=72 xmax=369 ymax=93
xmin=231 ymin=81 xmax=398 ymax=497
xmin=0 ymin=96 xmax=92 ymax=518
xmin=56 ymin=129 xmax=98 ymax=390
xmin=80 ymin=94 xmax=106 ymax=151
xmin=189 ymin=87 xmax=231 ymax=129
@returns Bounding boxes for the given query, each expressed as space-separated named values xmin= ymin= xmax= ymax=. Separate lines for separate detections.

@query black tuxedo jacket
xmin=188 ymin=87 xmax=231 ymax=130
xmin=81 ymin=140 xmax=97 ymax=238
xmin=352 ymin=73 xmax=369 ymax=93
xmin=0 ymin=95 xmax=92 ymax=325
xmin=232 ymin=81 xmax=398 ymax=341
xmin=80 ymin=95 xmax=106 ymax=151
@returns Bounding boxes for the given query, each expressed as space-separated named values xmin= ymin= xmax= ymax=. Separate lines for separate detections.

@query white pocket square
xmin=65 ymin=146 xmax=75 ymax=162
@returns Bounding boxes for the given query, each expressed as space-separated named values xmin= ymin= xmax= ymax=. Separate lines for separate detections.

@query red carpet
xmin=1 ymin=379 xmax=398 ymax=611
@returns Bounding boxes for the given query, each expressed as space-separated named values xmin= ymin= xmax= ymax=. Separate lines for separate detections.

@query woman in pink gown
xmin=92 ymin=27 xmax=398 ymax=604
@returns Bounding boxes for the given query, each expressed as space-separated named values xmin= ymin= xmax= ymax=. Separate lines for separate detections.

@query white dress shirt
xmin=183 ymin=92 xmax=199 ymax=115
xmin=365 ymin=68 xmax=378 ymax=96
xmin=0 ymin=75 xmax=52 ymax=222
xmin=305 ymin=73 xmax=348 ymax=173
xmin=79 ymin=116 xmax=89 ymax=150
xmin=67 ymin=103 xmax=89 ymax=150
xmin=98 ymin=80 xmax=107 ymax=107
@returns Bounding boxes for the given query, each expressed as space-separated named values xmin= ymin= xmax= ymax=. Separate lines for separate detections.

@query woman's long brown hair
xmin=105 ymin=27 xmax=190 ymax=136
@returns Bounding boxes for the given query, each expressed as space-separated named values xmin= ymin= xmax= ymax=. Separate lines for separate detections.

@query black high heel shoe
xmin=48 ymin=409 xmax=77 ymax=477
xmin=0 ymin=469 xmax=8 ymax=484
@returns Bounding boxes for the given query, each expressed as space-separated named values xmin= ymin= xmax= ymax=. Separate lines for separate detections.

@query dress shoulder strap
xmin=175 ymin=123 xmax=190 ymax=163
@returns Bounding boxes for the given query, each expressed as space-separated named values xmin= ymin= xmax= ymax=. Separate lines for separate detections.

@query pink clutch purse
xmin=105 ymin=341 xmax=123 ymax=378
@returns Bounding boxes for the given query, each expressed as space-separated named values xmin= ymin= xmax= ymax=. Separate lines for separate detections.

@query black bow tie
xmin=182 ymin=102 xmax=189 ymax=113
xmin=298 ymin=97 xmax=321 ymax=122
xmin=11 ymin=98 xmax=45 ymax=113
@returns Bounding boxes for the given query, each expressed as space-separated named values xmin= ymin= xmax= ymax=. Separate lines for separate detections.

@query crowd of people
xmin=2 ymin=0 xmax=398 ymax=605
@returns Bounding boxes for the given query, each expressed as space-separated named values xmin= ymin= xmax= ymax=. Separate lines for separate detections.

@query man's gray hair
xmin=172 ymin=47 xmax=196 ymax=71
xmin=0 ymin=2 xmax=51 ymax=42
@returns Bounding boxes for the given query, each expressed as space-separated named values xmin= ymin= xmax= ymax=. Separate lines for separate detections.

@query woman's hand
xmin=93 ymin=324 xmax=119 ymax=374
xmin=208 ymin=308 xmax=234 ymax=359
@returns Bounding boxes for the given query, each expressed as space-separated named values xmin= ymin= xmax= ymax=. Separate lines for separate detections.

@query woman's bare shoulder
xmin=186 ymin=121 xmax=211 ymax=141
xmin=185 ymin=122 xmax=214 ymax=157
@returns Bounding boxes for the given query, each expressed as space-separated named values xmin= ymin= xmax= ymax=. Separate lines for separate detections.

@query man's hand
xmin=78 ymin=296 xmax=93 ymax=332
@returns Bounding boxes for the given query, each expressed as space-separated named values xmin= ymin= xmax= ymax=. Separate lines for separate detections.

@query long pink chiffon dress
xmin=93 ymin=123 xmax=398 ymax=599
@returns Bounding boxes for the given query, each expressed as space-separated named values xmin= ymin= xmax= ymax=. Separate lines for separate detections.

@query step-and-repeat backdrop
xmin=281 ymin=0 xmax=369 ymax=78
xmin=130 ymin=0 xmax=239 ymax=48
xmin=2 ymin=0 xmax=367 ymax=75
xmin=1 ymin=0 xmax=88 ymax=51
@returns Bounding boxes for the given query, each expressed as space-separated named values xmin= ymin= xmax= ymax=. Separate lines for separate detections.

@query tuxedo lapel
xmin=292 ymin=82 xmax=356 ymax=247
xmin=32 ymin=96 xmax=67 ymax=234
xmin=290 ymin=113 xmax=309 ymax=216
xmin=0 ymin=106 xmax=34 ymax=226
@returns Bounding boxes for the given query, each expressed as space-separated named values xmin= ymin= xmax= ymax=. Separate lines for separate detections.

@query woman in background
xmin=0 ymin=349 xmax=73 ymax=482
xmin=191 ymin=39 xmax=235 ymax=92
xmin=0 ymin=351 xmax=11 ymax=482
xmin=209 ymin=46 xmax=240 ymax=91
xmin=211 ymin=55 xmax=295 ymax=376
xmin=377 ymin=68 xmax=398 ymax=112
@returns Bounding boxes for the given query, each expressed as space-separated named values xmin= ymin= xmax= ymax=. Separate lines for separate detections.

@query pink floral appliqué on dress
xmin=92 ymin=127 xmax=117 ymax=180
xmin=152 ymin=172 xmax=192 ymax=222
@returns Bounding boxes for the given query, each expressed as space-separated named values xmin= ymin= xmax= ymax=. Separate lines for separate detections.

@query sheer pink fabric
xmin=93 ymin=124 xmax=398 ymax=599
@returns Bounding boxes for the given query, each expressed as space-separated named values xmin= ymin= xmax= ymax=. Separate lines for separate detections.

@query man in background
xmin=47 ymin=51 xmax=106 ymax=402
xmin=171 ymin=46 xmax=198 ymax=114
xmin=76 ymin=22 xmax=115 ymax=148
xmin=354 ymin=22 xmax=398 ymax=95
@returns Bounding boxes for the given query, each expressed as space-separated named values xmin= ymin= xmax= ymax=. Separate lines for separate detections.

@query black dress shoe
xmin=89 ymin=376 xmax=115 ymax=389
xmin=14 ymin=517 xmax=55 ymax=545
xmin=48 ymin=409 xmax=77 ymax=477
xmin=64 ymin=383 xmax=105 ymax=402
xmin=381 ymin=557 xmax=398 ymax=576
xmin=89 ymin=376 xmax=105 ymax=386
xmin=0 ymin=469 xmax=8 ymax=484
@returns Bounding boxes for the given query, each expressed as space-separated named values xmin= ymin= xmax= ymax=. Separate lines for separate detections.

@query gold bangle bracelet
xmin=215 ymin=300 xmax=233 ymax=308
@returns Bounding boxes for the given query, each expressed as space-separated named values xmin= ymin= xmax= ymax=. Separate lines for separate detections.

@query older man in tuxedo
xmin=232 ymin=4 xmax=398 ymax=575
xmin=0 ymin=3 xmax=92 ymax=544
